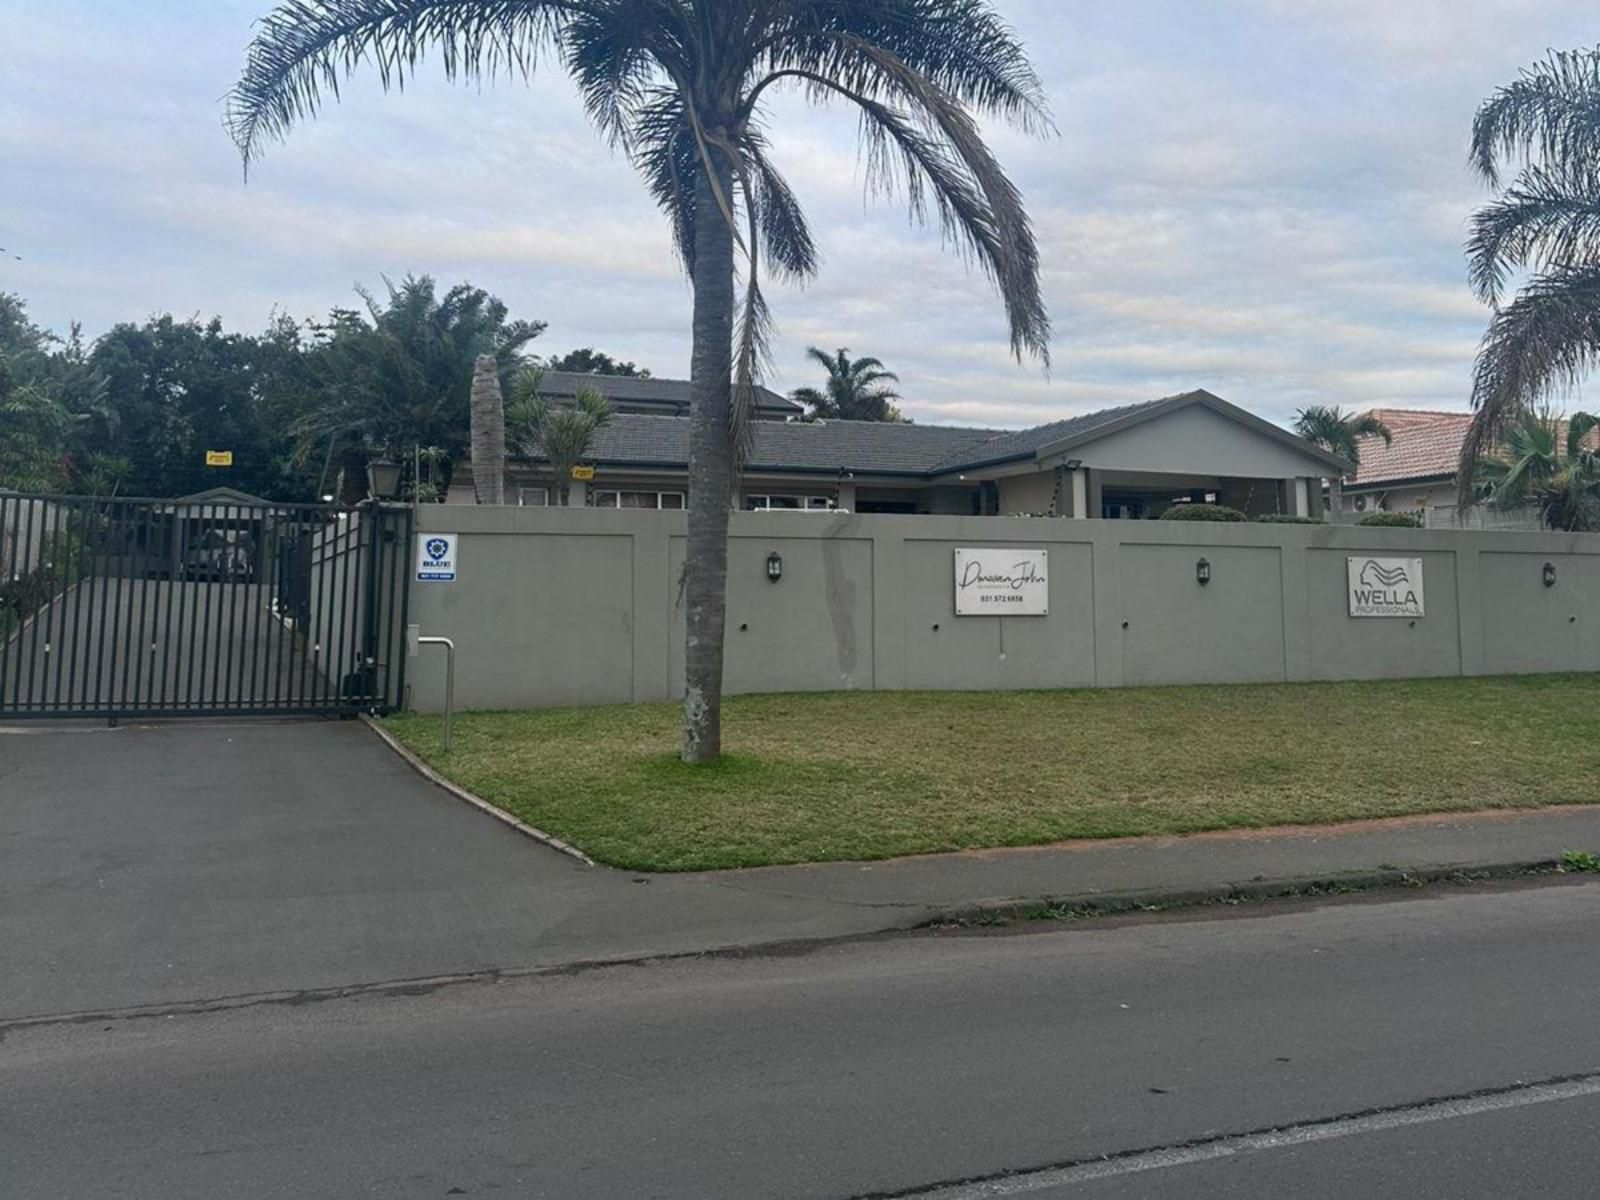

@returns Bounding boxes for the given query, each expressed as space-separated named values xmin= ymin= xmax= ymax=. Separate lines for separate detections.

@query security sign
xmin=417 ymin=533 xmax=458 ymax=583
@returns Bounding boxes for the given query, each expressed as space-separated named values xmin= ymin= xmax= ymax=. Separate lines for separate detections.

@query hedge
xmin=1158 ymin=503 xmax=1247 ymax=522
xmin=1355 ymin=511 xmax=1424 ymax=528
xmin=1255 ymin=514 xmax=1323 ymax=525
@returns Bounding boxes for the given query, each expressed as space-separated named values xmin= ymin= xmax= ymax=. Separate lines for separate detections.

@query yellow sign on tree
xmin=205 ymin=450 xmax=234 ymax=467
xmin=571 ymin=465 xmax=596 ymax=481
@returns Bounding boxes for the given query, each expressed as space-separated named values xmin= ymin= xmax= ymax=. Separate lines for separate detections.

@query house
xmin=533 ymin=369 xmax=804 ymax=420
xmin=453 ymin=382 xmax=1351 ymax=518
xmin=1341 ymin=410 xmax=1558 ymax=530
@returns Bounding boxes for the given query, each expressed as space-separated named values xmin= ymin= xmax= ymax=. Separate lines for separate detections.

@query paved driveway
xmin=0 ymin=720 xmax=899 ymax=1022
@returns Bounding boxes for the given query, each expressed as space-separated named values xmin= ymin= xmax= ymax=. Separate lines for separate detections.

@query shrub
xmin=1159 ymin=503 xmax=1247 ymax=522
xmin=1355 ymin=511 xmax=1423 ymax=528
xmin=1255 ymin=513 xmax=1323 ymax=525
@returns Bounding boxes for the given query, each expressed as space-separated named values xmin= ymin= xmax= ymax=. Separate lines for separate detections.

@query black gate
xmin=0 ymin=493 xmax=412 ymax=720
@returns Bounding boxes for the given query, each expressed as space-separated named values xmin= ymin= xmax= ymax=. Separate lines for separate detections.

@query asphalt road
xmin=6 ymin=878 xmax=1599 ymax=1198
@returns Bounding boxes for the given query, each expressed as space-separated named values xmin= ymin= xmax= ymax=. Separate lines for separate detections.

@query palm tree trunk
xmin=469 ymin=354 xmax=506 ymax=506
xmin=682 ymin=151 xmax=736 ymax=764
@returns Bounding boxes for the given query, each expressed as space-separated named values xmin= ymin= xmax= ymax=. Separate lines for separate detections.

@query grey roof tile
xmin=537 ymin=370 xmax=802 ymax=414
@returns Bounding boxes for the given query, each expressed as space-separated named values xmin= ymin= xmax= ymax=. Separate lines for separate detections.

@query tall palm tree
xmin=468 ymin=354 xmax=508 ymax=505
xmin=228 ymin=0 xmax=1049 ymax=763
xmin=1292 ymin=405 xmax=1391 ymax=467
xmin=507 ymin=370 xmax=614 ymax=506
xmin=791 ymin=346 xmax=905 ymax=421
xmin=1459 ymin=48 xmax=1600 ymax=505
xmin=1474 ymin=409 xmax=1600 ymax=530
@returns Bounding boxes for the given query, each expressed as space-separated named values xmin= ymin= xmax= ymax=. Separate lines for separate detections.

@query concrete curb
xmin=360 ymin=715 xmax=597 ymax=867
xmin=923 ymin=859 xmax=1571 ymax=926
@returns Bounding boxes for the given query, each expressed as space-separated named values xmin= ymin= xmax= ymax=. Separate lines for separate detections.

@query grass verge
xmin=381 ymin=675 xmax=1600 ymax=872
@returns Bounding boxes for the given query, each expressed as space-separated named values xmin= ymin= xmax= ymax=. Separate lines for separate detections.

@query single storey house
xmin=453 ymin=379 xmax=1352 ymax=519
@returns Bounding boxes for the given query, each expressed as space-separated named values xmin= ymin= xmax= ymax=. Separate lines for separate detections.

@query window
xmin=518 ymin=487 xmax=549 ymax=507
xmin=592 ymin=490 xmax=684 ymax=510
xmin=745 ymin=494 xmax=833 ymax=511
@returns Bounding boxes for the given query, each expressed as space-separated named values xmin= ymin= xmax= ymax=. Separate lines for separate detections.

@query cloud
xmin=5 ymin=0 xmax=1597 ymax=433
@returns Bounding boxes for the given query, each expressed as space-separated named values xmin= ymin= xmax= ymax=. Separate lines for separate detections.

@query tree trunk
xmin=469 ymin=354 xmax=506 ymax=505
xmin=682 ymin=151 xmax=737 ymax=763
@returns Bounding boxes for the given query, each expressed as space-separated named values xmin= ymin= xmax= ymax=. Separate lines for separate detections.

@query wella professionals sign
xmin=1347 ymin=556 xmax=1424 ymax=618
xmin=954 ymin=548 xmax=1049 ymax=615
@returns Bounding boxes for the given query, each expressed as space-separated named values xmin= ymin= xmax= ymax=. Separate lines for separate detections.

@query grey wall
xmin=402 ymin=508 xmax=1600 ymax=712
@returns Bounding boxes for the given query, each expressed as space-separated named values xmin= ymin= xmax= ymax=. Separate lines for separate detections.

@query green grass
xmin=382 ymin=675 xmax=1600 ymax=872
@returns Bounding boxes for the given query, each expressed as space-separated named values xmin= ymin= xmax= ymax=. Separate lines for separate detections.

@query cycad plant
xmin=792 ymin=347 xmax=905 ymax=421
xmin=1291 ymin=405 xmax=1391 ymax=466
xmin=1474 ymin=409 xmax=1600 ymax=531
xmin=507 ymin=370 xmax=614 ymax=506
xmin=1459 ymin=49 xmax=1600 ymax=503
xmin=228 ymin=0 xmax=1050 ymax=762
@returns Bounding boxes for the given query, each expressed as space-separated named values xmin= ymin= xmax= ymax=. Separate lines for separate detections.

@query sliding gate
xmin=0 ymin=494 xmax=411 ymax=720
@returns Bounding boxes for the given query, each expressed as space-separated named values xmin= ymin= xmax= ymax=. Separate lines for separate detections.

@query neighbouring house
xmin=1340 ymin=410 xmax=1582 ymax=531
xmin=452 ymin=381 xmax=1352 ymax=519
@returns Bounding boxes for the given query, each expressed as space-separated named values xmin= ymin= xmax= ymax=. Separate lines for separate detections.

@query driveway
xmin=0 ymin=720 xmax=901 ymax=1021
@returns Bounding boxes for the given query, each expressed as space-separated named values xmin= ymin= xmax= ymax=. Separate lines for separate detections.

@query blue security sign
xmin=416 ymin=532 xmax=458 ymax=582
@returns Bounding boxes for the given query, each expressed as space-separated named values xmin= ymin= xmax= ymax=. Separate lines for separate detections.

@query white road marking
xmin=913 ymin=1072 xmax=1600 ymax=1198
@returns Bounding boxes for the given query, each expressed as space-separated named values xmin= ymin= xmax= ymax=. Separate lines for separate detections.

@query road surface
xmin=5 ymin=877 xmax=1598 ymax=1198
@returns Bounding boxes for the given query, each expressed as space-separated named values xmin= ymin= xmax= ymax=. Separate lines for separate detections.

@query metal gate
xmin=0 ymin=493 xmax=411 ymax=720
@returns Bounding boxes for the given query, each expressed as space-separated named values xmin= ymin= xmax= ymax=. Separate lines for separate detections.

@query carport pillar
xmin=1070 ymin=468 xmax=1089 ymax=519
xmin=1287 ymin=477 xmax=1311 ymax=518
xmin=1325 ymin=477 xmax=1344 ymax=523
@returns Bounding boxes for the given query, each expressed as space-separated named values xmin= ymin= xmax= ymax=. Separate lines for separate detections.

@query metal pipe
xmin=414 ymin=634 xmax=456 ymax=753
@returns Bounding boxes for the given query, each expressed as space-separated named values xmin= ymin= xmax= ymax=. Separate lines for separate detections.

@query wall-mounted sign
xmin=1348 ymin=556 xmax=1424 ymax=618
xmin=954 ymin=547 xmax=1049 ymax=616
xmin=204 ymin=450 xmax=234 ymax=467
xmin=417 ymin=533 xmax=458 ymax=583
xmin=571 ymin=465 xmax=596 ymax=481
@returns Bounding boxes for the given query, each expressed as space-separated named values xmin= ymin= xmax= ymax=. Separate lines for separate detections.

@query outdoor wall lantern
xmin=1543 ymin=561 xmax=1558 ymax=588
xmin=766 ymin=551 xmax=784 ymax=583
xmin=1196 ymin=557 xmax=1212 ymax=586
xmin=366 ymin=460 xmax=403 ymax=501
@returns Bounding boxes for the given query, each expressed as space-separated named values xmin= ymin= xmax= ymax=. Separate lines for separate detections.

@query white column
xmin=1071 ymin=469 xmax=1089 ymax=520
xmin=837 ymin=481 xmax=857 ymax=512
xmin=1293 ymin=477 xmax=1310 ymax=518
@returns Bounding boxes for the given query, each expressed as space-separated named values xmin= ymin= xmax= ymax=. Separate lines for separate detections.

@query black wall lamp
xmin=1543 ymin=561 xmax=1558 ymax=588
xmin=1196 ymin=557 xmax=1212 ymax=586
xmin=766 ymin=551 xmax=784 ymax=582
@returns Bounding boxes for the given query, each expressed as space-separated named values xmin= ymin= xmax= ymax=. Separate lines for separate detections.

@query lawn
xmin=381 ymin=675 xmax=1600 ymax=872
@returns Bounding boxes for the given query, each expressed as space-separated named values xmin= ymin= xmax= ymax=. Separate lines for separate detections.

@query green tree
xmin=507 ymin=369 xmax=613 ymax=506
xmin=542 ymin=348 xmax=650 ymax=378
xmin=1474 ymin=409 xmax=1600 ymax=531
xmin=1459 ymin=49 xmax=1600 ymax=503
xmin=1292 ymin=406 xmax=1391 ymax=466
xmin=791 ymin=346 xmax=906 ymax=421
xmin=228 ymin=0 xmax=1050 ymax=763
xmin=0 ymin=348 xmax=70 ymax=492
xmin=294 ymin=276 xmax=545 ymax=501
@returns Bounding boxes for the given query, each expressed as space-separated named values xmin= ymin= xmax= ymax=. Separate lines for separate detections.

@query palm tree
xmin=1292 ymin=405 xmax=1391 ymax=466
xmin=1474 ymin=409 xmax=1600 ymax=531
xmin=228 ymin=1 xmax=1049 ymax=763
xmin=507 ymin=370 xmax=614 ymax=506
xmin=1458 ymin=48 xmax=1600 ymax=505
xmin=468 ymin=354 xmax=508 ymax=505
xmin=791 ymin=347 xmax=905 ymax=421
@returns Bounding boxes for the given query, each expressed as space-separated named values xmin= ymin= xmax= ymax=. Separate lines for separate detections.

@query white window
xmin=593 ymin=490 xmax=684 ymax=510
xmin=746 ymin=494 xmax=833 ymax=511
xmin=518 ymin=487 xmax=549 ymax=507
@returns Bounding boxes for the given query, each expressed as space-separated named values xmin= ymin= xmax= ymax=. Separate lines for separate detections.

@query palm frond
xmin=1470 ymin=48 xmax=1600 ymax=187
xmin=227 ymin=0 xmax=581 ymax=171
xmin=1459 ymin=264 xmax=1600 ymax=505
xmin=1466 ymin=162 xmax=1600 ymax=306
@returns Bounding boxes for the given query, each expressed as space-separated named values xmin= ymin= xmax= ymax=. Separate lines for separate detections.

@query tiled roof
xmin=564 ymin=413 xmax=1002 ymax=475
xmin=538 ymin=370 xmax=802 ymax=415
xmin=514 ymin=388 xmax=1344 ymax=478
xmin=1350 ymin=413 xmax=1472 ymax=487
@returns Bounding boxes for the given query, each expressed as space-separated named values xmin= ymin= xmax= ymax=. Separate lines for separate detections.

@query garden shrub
xmin=1355 ymin=511 xmax=1423 ymax=528
xmin=1158 ymin=503 xmax=1247 ymax=522
xmin=1255 ymin=513 xmax=1323 ymax=524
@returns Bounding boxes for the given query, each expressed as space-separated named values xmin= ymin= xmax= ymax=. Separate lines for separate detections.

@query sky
xmin=2 ymin=0 xmax=1596 ymax=430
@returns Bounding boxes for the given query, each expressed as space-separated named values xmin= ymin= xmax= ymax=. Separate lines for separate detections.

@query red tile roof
xmin=1350 ymin=412 xmax=1472 ymax=487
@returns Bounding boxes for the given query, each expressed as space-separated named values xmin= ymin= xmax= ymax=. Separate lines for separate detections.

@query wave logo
xmin=1359 ymin=560 xmax=1409 ymax=589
